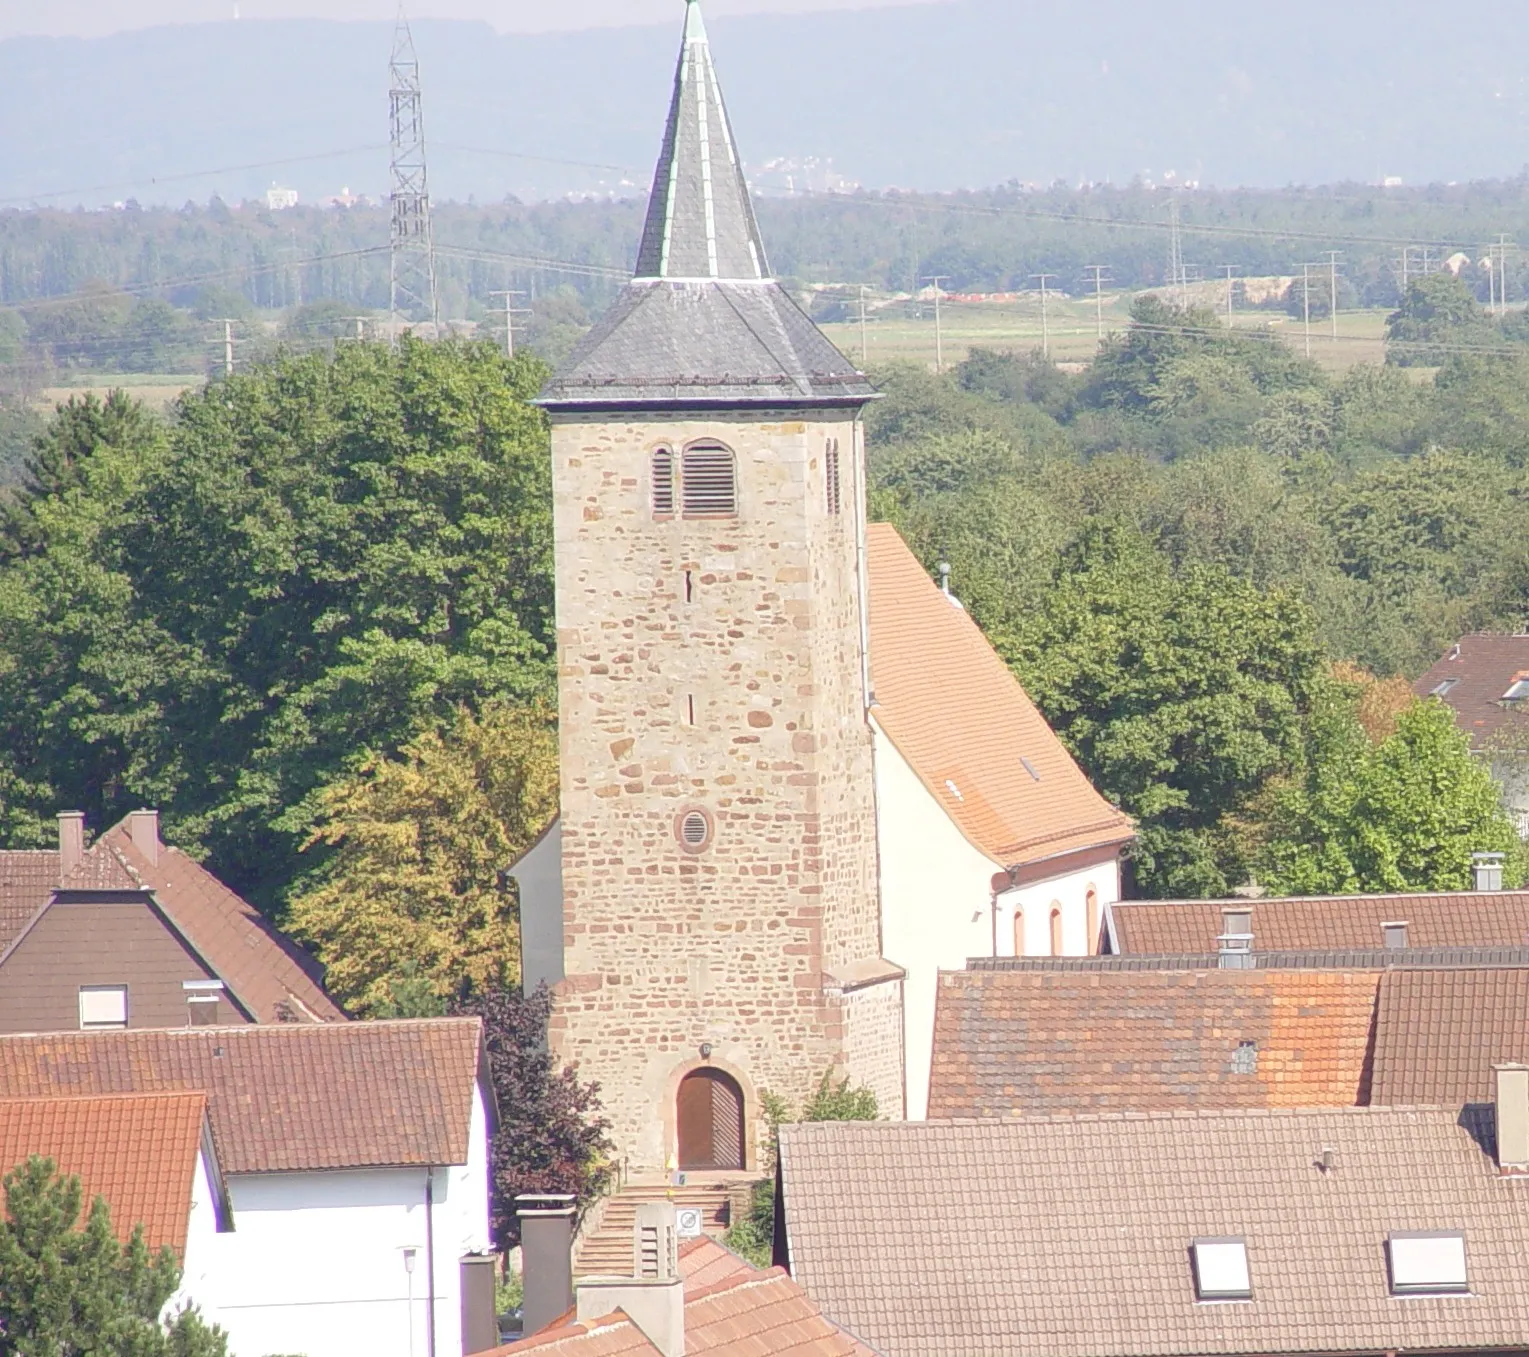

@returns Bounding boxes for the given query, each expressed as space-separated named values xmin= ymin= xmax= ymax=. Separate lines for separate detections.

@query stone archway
xmin=676 ymin=1067 xmax=746 ymax=1171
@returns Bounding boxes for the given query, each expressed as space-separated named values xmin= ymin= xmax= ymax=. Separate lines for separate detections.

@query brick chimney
xmin=1495 ymin=1064 xmax=1529 ymax=1175
xmin=126 ymin=809 xmax=161 ymax=867
xmin=575 ymin=1203 xmax=684 ymax=1357
xmin=516 ymin=1194 xmax=576 ymax=1338
xmin=1473 ymin=853 xmax=1505 ymax=893
xmin=57 ymin=812 xmax=85 ymax=882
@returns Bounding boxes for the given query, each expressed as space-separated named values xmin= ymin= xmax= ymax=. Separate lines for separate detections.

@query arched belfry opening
xmin=677 ymin=1067 xmax=746 ymax=1170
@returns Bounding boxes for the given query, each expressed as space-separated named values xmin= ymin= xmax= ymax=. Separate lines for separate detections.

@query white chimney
xmin=1495 ymin=1064 xmax=1529 ymax=1175
xmin=575 ymin=1203 xmax=684 ymax=1357
xmin=127 ymin=809 xmax=161 ymax=867
xmin=57 ymin=812 xmax=85 ymax=881
xmin=1473 ymin=853 xmax=1505 ymax=893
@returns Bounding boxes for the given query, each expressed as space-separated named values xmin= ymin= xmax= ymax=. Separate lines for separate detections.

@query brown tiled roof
xmin=0 ymin=851 xmax=59 ymax=946
xmin=93 ymin=820 xmax=345 ymax=1023
xmin=928 ymin=967 xmax=1379 ymax=1119
xmin=1371 ymin=967 xmax=1529 ymax=1106
xmin=680 ymin=1233 xmax=758 ymax=1289
xmin=1109 ymin=891 xmax=1529 ymax=954
xmin=506 ymin=1268 xmax=879 ymax=1356
xmin=0 ymin=1092 xmax=209 ymax=1255
xmin=866 ymin=524 xmax=1133 ymax=867
xmin=59 ymin=842 xmax=139 ymax=892
xmin=1413 ymin=632 xmax=1529 ymax=751
xmin=0 ymin=1020 xmax=484 ymax=1174
xmin=779 ymin=1110 xmax=1529 ymax=1357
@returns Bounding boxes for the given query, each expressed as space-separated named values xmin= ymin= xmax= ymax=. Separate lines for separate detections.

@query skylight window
xmin=1230 ymin=1041 xmax=1258 ymax=1076
xmin=1192 ymin=1238 xmax=1252 ymax=1301
xmin=1504 ymin=679 xmax=1529 ymax=702
xmin=1388 ymin=1231 xmax=1468 ymax=1296
xmin=1430 ymin=678 xmax=1460 ymax=697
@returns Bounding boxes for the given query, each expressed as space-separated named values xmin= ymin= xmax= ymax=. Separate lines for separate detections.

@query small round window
xmin=676 ymin=809 xmax=714 ymax=853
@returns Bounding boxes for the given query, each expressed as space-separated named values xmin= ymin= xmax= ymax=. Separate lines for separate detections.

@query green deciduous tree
xmin=1259 ymin=691 xmax=1522 ymax=894
xmin=287 ymin=701 xmax=559 ymax=1015
xmin=1386 ymin=272 xmax=1496 ymax=366
xmin=0 ymin=1156 xmax=226 ymax=1357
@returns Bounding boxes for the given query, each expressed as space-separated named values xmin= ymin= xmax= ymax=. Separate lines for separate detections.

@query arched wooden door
xmin=677 ymin=1068 xmax=745 ymax=1171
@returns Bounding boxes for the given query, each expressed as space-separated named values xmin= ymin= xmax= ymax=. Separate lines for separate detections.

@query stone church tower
xmin=537 ymin=0 xmax=903 ymax=1174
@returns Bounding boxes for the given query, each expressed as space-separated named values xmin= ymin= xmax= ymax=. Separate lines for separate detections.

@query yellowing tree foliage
xmin=287 ymin=703 xmax=558 ymax=1016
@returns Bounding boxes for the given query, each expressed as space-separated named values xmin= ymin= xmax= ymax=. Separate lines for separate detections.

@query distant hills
xmin=5 ymin=1 xmax=1529 ymax=207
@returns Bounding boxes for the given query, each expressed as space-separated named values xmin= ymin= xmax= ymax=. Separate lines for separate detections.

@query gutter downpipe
xmin=425 ymin=1168 xmax=438 ymax=1357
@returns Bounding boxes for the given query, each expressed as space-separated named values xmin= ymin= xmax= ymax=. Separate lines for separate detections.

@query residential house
xmin=0 ymin=810 xmax=344 ymax=1030
xmin=505 ymin=1200 xmax=877 ymax=1357
xmin=927 ymin=953 xmax=1529 ymax=1120
xmin=777 ymin=1083 xmax=1529 ymax=1357
xmin=1414 ymin=633 xmax=1529 ymax=837
xmin=515 ymin=0 xmax=1131 ymax=1177
xmin=0 ymin=1020 xmax=495 ymax=1357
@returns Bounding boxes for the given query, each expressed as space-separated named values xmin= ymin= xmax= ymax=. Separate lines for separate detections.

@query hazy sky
xmin=0 ymin=0 xmax=937 ymax=40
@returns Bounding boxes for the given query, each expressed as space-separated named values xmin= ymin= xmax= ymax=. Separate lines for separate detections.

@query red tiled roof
xmin=680 ymin=1234 xmax=757 ymax=1289
xmin=1109 ymin=892 xmax=1529 ymax=955
xmin=0 ymin=851 xmax=59 ymax=947
xmin=1371 ymin=967 xmax=1529 ymax=1106
xmin=0 ymin=1020 xmax=484 ymax=1174
xmin=866 ymin=525 xmax=1133 ymax=866
xmin=1412 ymin=633 xmax=1529 ymax=751
xmin=928 ymin=967 xmax=1380 ymax=1118
xmin=0 ymin=1092 xmax=209 ymax=1255
xmin=94 ymin=820 xmax=345 ymax=1023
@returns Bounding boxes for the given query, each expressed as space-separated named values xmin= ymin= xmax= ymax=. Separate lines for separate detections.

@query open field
xmin=34 ymin=373 xmax=201 ymax=414
xmin=821 ymin=296 xmax=1394 ymax=375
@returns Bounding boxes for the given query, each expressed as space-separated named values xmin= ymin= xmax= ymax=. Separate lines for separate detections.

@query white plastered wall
xmin=189 ymin=1086 xmax=492 ymax=1357
xmin=873 ymin=720 xmax=1121 ymax=1120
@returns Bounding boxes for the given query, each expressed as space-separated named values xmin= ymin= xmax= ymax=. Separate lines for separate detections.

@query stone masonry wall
xmin=547 ymin=409 xmax=903 ymax=1171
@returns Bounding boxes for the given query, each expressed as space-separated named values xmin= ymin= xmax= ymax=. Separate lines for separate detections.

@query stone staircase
xmin=573 ymin=1180 xmax=740 ymax=1278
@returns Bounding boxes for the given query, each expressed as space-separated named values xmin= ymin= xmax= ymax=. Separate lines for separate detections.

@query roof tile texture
xmin=0 ymin=1092 xmax=207 ymax=1254
xmin=1413 ymin=632 xmax=1529 ymax=750
xmin=1371 ymin=967 xmax=1529 ymax=1106
xmin=95 ymin=822 xmax=345 ymax=1023
xmin=1111 ymin=892 xmax=1529 ymax=955
xmin=0 ymin=851 xmax=57 ymax=946
xmin=780 ymin=1111 xmax=1529 ymax=1357
xmin=928 ymin=968 xmax=1379 ymax=1118
xmin=866 ymin=525 xmax=1133 ymax=866
xmin=0 ymin=1020 xmax=482 ymax=1174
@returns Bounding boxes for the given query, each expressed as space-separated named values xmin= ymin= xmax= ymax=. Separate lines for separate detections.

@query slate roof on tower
xmin=538 ymin=0 xmax=875 ymax=410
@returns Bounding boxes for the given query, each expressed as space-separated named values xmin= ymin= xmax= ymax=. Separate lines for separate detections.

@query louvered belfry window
xmin=651 ymin=448 xmax=676 ymax=517
xmin=681 ymin=442 xmax=738 ymax=518
xmin=826 ymin=438 xmax=842 ymax=516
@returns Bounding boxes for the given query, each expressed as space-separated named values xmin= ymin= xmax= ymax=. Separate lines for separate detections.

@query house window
xmin=184 ymin=979 xmax=226 ymax=1027
xmin=1192 ymin=1238 xmax=1252 ymax=1301
xmin=825 ymin=438 xmax=842 ymax=516
xmin=79 ymin=985 xmax=127 ymax=1030
xmin=1388 ymin=1231 xmax=1468 ymax=1295
xmin=1505 ymin=678 xmax=1529 ymax=702
xmin=1430 ymin=678 xmax=1460 ymax=697
xmin=1382 ymin=921 xmax=1410 ymax=950
xmin=651 ymin=448 xmax=676 ymax=517
xmin=1049 ymin=905 xmax=1064 ymax=957
xmin=681 ymin=443 xmax=737 ymax=518
xmin=1012 ymin=909 xmax=1025 ymax=957
xmin=1086 ymin=888 xmax=1101 ymax=956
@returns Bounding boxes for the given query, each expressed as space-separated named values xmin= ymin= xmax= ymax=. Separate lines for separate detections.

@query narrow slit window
xmin=652 ymin=448 xmax=676 ymax=517
xmin=682 ymin=443 xmax=737 ymax=518
xmin=826 ymin=439 xmax=842 ymax=516
xmin=686 ymin=694 xmax=697 ymax=727
xmin=684 ymin=571 xmax=695 ymax=604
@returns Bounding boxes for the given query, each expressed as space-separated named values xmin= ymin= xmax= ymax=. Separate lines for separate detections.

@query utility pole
xmin=1301 ymin=263 xmax=1313 ymax=359
xmin=1166 ymin=191 xmax=1187 ymax=306
xmin=1085 ymin=264 xmax=1111 ymax=341
xmin=389 ymin=10 xmax=441 ymax=338
xmin=1220 ymin=265 xmax=1238 ymax=327
xmin=1324 ymin=251 xmax=1342 ymax=342
xmin=211 ymin=319 xmax=236 ymax=377
xmin=922 ymin=275 xmax=949 ymax=373
xmin=1031 ymin=273 xmax=1058 ymax=359
xmin=1496 ymin=233 xmax=1513 ymax=315
xmin=488 ymin=289 xmax=530 ymax=358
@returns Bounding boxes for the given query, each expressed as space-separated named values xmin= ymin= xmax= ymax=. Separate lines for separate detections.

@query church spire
xmin=633 ymin=0 xmax=770 ymax=282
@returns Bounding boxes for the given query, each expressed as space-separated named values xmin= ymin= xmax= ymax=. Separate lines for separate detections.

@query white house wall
xmin=168 ymin=1147 xmax=224 ymax=1331
xmin=873 ymin=721 xmax=1120 ymax=1120
xmin=186 ymin=1089 xmax=492 ymax=1357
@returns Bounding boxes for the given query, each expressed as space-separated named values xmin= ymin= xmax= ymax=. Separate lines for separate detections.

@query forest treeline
xmin=0 ymin=294 xmax=1525 ymax=1001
